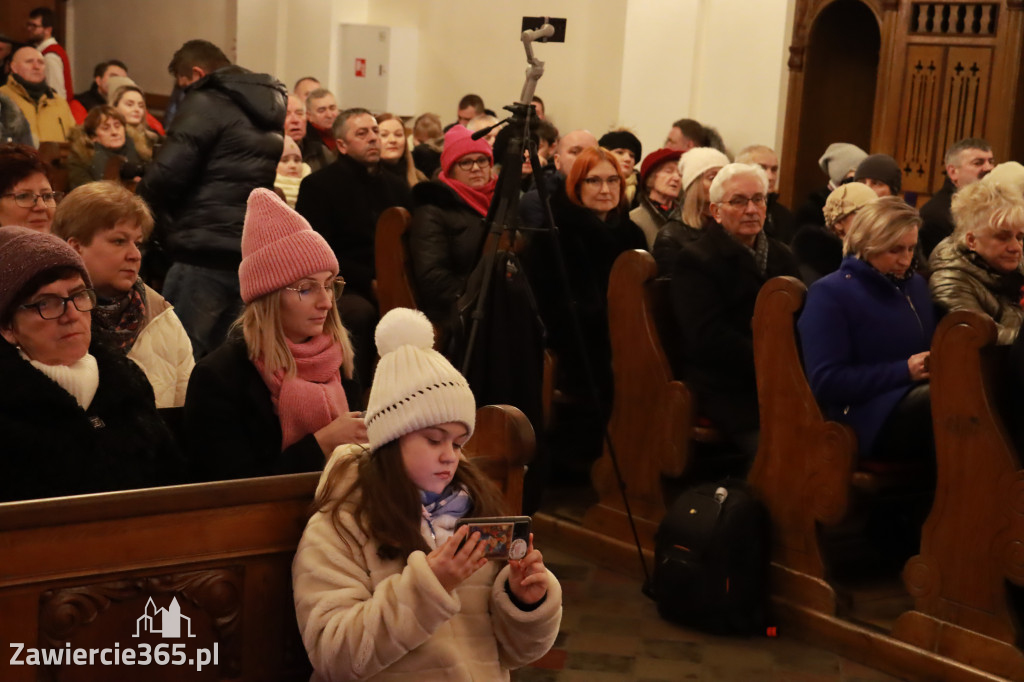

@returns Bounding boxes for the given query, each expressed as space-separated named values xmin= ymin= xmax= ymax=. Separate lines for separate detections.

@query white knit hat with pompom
xmin=365 ymin=308 xmax=477 ymax=452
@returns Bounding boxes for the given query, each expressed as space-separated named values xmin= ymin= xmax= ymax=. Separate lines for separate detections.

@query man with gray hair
xmin=671 ymin=163 xmax=799 ymax=461
xmin=736 ymin=144 xmax=795 ymax=244
xmin=920 ymin=137 xmax=995 ymax=257
xmin=296 ymin=107 xmax=411 ymax=386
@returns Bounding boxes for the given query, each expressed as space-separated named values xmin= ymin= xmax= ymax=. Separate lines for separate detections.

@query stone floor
xmin=511 ymin=546 xmax=903 ymax=682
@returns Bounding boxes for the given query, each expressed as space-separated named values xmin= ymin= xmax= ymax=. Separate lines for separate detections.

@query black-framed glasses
xmin=19 ymin=289 xmax=97 ymax=320
xmin=284 ymin=277 xmax=346 ymax=300
xmin=722 ymin=194 xmax=767 ymax=209
xmin=455 ymin=156 xmax=490 ymax=171
xmin=1 ymin=191 xmax=64 ymax=208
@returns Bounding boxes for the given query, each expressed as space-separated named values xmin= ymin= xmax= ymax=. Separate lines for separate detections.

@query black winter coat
xmin=409 ymin=180 xmax=488 ymax=332
xmin=0 ymin=340 xmax=183 ymax=502
xmin=653 ymin=219 xmax=704 ymax=277
xmin=295 ymin=155 xmax=412 ymax=299
xmin=919 ymin=177 xmax=956 ymax=258
xmin=183 ymin=336 xmax=360 ymax=482
xmin=137 ymin=66 xmax=287 ymax=269
xmin=526 ymin=185 xmax=646 ymax=404
xmin=670 ymin=223 xmax=799 ymax=434
xmin=792 ymin=224 xmax=843 ymax=285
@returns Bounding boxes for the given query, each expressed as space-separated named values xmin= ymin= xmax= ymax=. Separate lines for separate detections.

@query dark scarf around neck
xmin=13 ymin=73 xmax=54 ymax=102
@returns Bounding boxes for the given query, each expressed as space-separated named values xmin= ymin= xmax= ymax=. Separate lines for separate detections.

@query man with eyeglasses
xmin=25 ymin=7 xmax=71 ymax=100
xmin=296 ymin=107 xmax=411 ymax=386
xmin=0 ymin=45 xmax=75 ymax=146
xmin=670 ymin=163 xmax=799 ymax=464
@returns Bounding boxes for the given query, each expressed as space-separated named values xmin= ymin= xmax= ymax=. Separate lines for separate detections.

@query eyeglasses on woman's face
xmin=1 ymin=191 xmax=64 ymax=208
xmin=19 ymin=288 xmax=97 ymax=319
xmin=455 ymin=155 xmax=490 ymax=171
xmin=284 ymin=276 xmax=346 ymax=300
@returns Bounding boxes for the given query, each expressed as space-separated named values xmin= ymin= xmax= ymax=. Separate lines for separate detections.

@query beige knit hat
xmin=679 ymin=147 xmax=730 ymax=191
xmin=823 ymin=182 xmax=878 ymax=227
xmin=238 ymin=188 xmax=338 ymax=303
xmin=365 ymin=308 xmax=477 ymax=452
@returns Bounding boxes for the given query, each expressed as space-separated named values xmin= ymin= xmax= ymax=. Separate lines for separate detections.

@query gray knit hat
xmin=0 ymin=226 xmax=91 ymax=324
xmin=818 ymin=143 xmax=868 ymax=187
xmin=365 ymin=308 xmax=477 ymax=452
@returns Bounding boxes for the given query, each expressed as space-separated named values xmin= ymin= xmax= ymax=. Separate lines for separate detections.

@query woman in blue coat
xmin=798 ymin=197 xmax=936 ymax=462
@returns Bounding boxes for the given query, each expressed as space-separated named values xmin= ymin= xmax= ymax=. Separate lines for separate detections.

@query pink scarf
xmin=256 ymin=334 xmax=348 ymax=451
xmin=440 ymin=173 xmax=497 ymax=217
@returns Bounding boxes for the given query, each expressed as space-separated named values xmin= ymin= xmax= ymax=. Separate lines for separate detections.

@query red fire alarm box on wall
xmin=355 ymin=58 xmax=366 ymax=77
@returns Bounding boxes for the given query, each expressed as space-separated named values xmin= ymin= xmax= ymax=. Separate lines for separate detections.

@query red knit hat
xmin=639 ymin=148 xmax=684 ymax=187
xmin=440 ymin=125 xmax=493 ymax=176
xmin=238 ymin=188 xmax=338 ymax=303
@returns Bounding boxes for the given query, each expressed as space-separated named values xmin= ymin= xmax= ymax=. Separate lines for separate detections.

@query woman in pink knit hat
xmin=407 ymin=124 xmax=497 ymax=340
xmin=182 ymin=188 xmax=367 ymax=481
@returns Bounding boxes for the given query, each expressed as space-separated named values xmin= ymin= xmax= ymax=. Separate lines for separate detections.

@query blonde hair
xmin=51 ymin=181 xmax=154 ymax=244
xmin=843 ymin=196 xmax=921 ymax=259
xmin=681 ymin=177 xmax=711 ymax=228
xmin=235 ymin=289 xmax=355 ymax=379
xmin=951 ymin=179 xmax=1024 ymax=248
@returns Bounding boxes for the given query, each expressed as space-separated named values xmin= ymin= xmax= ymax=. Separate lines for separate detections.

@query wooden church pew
xmin=892 ymin=311 xmax=1024 ymax=680
xmin=748 ymin=275 xmax=858 ymax=616
xmin=750 ymin=278 xmax=1018 ymax=681
xmin=583 ymin=249 xmax=691 ymax=549
xmin=374 ymin=206 xmax=418 ymax=316
xmin=0 ymin=404 xmax=534 ymax=681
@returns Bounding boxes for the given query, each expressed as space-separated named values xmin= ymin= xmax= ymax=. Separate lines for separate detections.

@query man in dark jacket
xmin=295 ymin=107 xmax=411 ymax=386
xmin=919 ymin=137 xmax=994 ymax=258
xmin=671 ymin=163 xmax=799 ymax=463
xmin=137 ymin=40 xmax=286 ymax=359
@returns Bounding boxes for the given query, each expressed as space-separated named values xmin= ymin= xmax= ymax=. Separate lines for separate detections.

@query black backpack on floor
xmin=648 ymin=480 xmax=771 ymax=635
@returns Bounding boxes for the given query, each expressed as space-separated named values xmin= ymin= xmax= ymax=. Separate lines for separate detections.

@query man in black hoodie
xmin=138 ymin=40 xmax=287 ymax=358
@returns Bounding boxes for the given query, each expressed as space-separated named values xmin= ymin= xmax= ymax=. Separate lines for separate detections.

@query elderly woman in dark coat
xmin=792 ymin=181 xmax=877 ymax=285
xmin=671 ymin=163 xmax=799 ymax=461
xmin=67 ymin=105 xmax=147 ymax=190
xmin=0 ymin=226 xmax=182 ymax=502
xmin=799 ymin=197 xmax=936 ymax=463
xmin=929 ymin=178 xmax=1024 ymax=345
xmin=408 ymin=124 xmax=495 ymax=339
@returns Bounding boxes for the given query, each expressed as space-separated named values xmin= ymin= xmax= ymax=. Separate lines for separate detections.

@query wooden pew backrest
xmin=375 ymin=206 xmax=417 ymax=315
xmin=748 ymin=275 xmax=857 ymax=613
xmin=893 ymin=310 xmax=1024 ymax=680
xmin=584 ymin=249 xmax=691 ymax=548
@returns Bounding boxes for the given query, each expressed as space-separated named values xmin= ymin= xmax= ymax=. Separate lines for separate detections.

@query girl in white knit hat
xmin=292 ymin=307 xmax=562 ymax=681
xmin=183 ymin=188 xmax=366 ymax=481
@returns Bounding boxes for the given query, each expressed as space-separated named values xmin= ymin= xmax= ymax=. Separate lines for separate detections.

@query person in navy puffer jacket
xmin=798 ymin=197 xmax=937 ymax=462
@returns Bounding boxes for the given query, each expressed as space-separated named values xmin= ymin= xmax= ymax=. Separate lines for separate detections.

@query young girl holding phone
xmin=292 ymin=307 xmax=562 ymax=681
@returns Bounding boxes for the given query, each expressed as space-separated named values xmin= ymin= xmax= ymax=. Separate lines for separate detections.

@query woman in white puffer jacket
xmin=52 ymin=180 xmax=193 ymax=408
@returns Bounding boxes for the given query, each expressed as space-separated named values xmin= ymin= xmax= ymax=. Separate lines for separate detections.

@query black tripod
xmin=456 ymin=24 xmax=652 ymax=586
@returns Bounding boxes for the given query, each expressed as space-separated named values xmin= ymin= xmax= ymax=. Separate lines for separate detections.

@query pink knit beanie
xmin=440 ymin=125 xmax=493 ymax=176
xmin=238 ymin=188 xmax=338 ymax=303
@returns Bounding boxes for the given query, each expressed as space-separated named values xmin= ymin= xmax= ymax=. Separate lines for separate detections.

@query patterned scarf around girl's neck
xmin=91 ymin=279 xmax=147 ymax=353
xmin=255 ymin=333 xmax=348 ymax=451
xmin=420 ymin=482 xmax=473 ymax=548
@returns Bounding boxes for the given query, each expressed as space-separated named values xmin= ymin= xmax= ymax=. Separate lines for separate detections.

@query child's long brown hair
xmin=314 ymin=439 xmax=508 ymax=561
